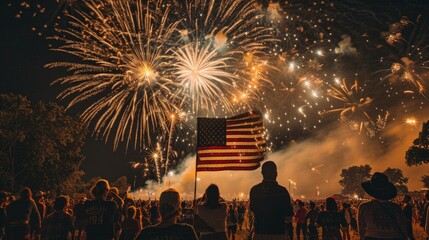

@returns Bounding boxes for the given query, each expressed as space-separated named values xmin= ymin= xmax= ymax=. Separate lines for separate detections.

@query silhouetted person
xmin=316 ymin=197 xmax=346 ymax=240
xmin=5 ymin=187 xmax=41 ymax=240
xmin=149 ymin=201 xmax=160 ymax=225
xmin=72 ymin=197 xmax=86 ymax=240
xmin=295 ymin=201 xmax=307 ymax=240
xmin=421 ymin=191 xmax=429 ymax=239
xmin=119 ymin=206 xmax=141 ymax=240
xmin=41 ymin=196 xmax=73 ymax=240
xmin=402 ymin=195 xmax=414 ymax=240
xmin=31 ymin=191 xmax=45 ymax=239
xmin=237 ymin=203 xmax=245 ymax=231
xmin=135 ymin=188 xmax=198 ymax=240
xmin=358 ymin=172 xmax=407 ymax=240
xmin=340 ymin=202 xmax=352 ymax=240
xmin=227 ymin=204 xmax=238 ymax=240
xmin=197 ymin=184 xmax=228 ymax=240
xmin=250 ymin=161 xmax=294 ymax=240
xmin=83 ymin=179 xmax=119 ymax=240
xmin=0 ymin=191 xmax=8 ymax=239
xmin=306 ymin=201 xmax=319 ymax=240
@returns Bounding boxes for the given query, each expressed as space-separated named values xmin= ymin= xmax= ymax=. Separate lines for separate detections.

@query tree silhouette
xmin=0 ymin=94 xmax=86 ymax=193
xmin=383 ymin=168 xmax=408 ymax=193
xmin=339 ymin=165 xmax=372 ymax=198
xmin=406 ymin=121 xmax=429 ymax=166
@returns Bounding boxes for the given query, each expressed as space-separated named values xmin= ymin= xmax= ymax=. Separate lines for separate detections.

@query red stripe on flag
xmin=197 ymin=152 xmax=264 ymax=157
xmin=197 ymin=158 xmax=264 ymax=164
xmin=197 ymin=145 xmax=261 ymax=150
xmin=226 ymin=138 xmax=264 ymax=142
xmin=196 ymin=165 xmax=261 ymax=171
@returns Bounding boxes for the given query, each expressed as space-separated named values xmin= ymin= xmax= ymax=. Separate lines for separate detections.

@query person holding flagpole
xmin=196 ymin=184 xmax=228 ymax=240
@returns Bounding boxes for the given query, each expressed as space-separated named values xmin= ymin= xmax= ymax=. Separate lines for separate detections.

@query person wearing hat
xmin=135 ymin=188 xmax=198 ymax=240
xmin=358 ymin=172 xmax=407 ymax=240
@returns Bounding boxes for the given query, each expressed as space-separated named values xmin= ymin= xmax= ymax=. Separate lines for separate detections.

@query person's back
xmin=295 ymin=205 xmax=307 ymax=224
xmin=306 ymin=202 xmax=319 ymax=240
xmin=7 ymin=198 xmax=36 ymax=224
xmin=135 ymin=188 xmax=198 ymax=240
xmin=197 ymin=202 xmax=227 ymax=233
xmin=196 ymin=184 xmax=228 ymax=240
xmin=295 ymin=202 xmax=307 ymax=240
xmin=120 ymin=206 xmax=141 ymax=240
xmin=120 ymin=218 xmax=140 ymax=240
xmin=149 ymin=203 xmax=160 ymax=225
xmin=0 ymin=192 xmax=6 ymax=239
xmin=41 ymin=196 xmax=73 ymax=240
xmin=136 ymin=223 xmax=198 ymax=240
xmin=84 ymin=198 xmax=117 ymax=239
xmin=359 ymin=200 xmax=407 ymax=238
xmin=316 ymin=197 xmax=345 ymax=240
xmin=73 ymin=200 xmax=85 ymax=222
xmin=42 ymin=211 xmax=73 ymax=240
xmin=84 ymin=179 xmax=118 ymax=240
xmin=316 ymin=210 xmax=344 ymax=239
xmin=6 ymin=188 xmax=41 ymax=240
xmin=358 ymin=172 xmax=407 ymax=240
xmin=402 ymin=195 xmax=414 ymax=240
xmin=250 ymin=161 xmax=293 ymax=237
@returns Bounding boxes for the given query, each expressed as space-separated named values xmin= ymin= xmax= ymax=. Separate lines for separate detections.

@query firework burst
xmin=173 ymin=42 xmax=236 ymax=113
xmin=46 ymin=0 xmax=181 ymax=150
xmin=321 ymin=79 xmax=375 ymax=133
xmin=376 ymin=16 xmax=429 ymax=96
xmin=172 ymin=0 xmax=275 ymax=114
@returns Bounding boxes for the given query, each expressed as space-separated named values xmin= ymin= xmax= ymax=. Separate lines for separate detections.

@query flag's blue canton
xmin=197 ymin=118 xmax=226 ymax=147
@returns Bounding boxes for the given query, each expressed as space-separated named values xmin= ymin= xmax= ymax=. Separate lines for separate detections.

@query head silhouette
xmin=21 ymin=187 xmax=32 ymax=201
xmin=261 ymin=161 xmax=277 ymax=181
xmin=326 ymin=197 xmax=338 ymax=212
xmin=205 ymin=184 xmax=221 ymax=208
xmin=90 ymin=179 xmax=110 ymax=200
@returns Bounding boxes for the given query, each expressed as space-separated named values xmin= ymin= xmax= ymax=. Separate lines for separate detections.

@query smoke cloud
xmin=335 ymin=34 xmax=358 ymax=55
xmin=133 ymin=115 xmax=428 ymax=200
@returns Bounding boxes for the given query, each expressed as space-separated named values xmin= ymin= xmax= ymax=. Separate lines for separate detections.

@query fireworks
xmin=46 ymin=0 xmax=182 ymax=150
xmin=321 ymin=79 xmax=375 ymax=133
xmin=29 ymin=0 xmax=429 ymax=182
xmin=376 ymin=16 xmax=429 ymax=96
xmin=47 ymin=0 xmax=276 ymax=152
xmin=405 ymin=117 xmax=418 ymax=127
xmin=309 ymin=163 xmax=329 ymax=183
xmin=173 ymin=0 xmax=275 ymax=114
xmin=173 ymin=43 xmax=236 ymax=113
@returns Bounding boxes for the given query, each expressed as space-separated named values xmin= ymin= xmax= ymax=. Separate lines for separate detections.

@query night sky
xmin=0 ymin=1 xmax=136 ymax=182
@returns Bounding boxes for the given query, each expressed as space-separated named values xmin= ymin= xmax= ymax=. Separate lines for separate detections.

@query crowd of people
xmin=0 ymin=161 xmax=428 ymax=240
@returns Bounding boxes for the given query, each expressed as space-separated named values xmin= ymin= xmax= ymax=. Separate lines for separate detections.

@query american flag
xmin=196 ymin=111 xmax=266 ymax=171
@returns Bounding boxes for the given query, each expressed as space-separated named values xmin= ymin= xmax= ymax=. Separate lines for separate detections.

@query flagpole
xmin=193 ymin=114 xmax=199 ymax=214
xmin=193 ymin=160 xmax=198 ymax=213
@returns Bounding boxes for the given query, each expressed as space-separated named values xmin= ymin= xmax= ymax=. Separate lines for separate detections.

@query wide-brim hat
xmin=361 ymin=172 xmax=397 ymax=200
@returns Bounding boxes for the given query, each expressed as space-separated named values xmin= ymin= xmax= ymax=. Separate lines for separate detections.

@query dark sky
xmin=0 ymin=1 xmax=136 ymax=183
